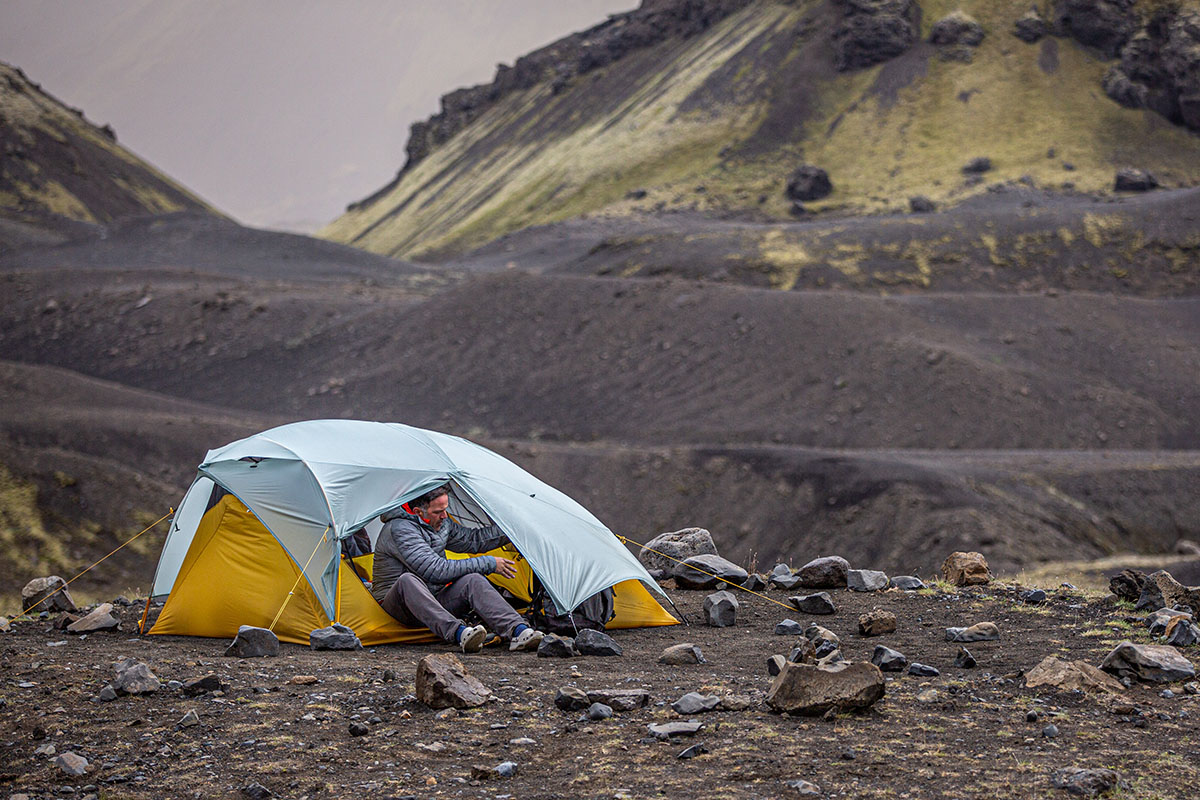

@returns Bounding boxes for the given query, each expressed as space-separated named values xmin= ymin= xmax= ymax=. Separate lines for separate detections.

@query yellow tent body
xmin=150 ymin=494 xmax=677 ymax=645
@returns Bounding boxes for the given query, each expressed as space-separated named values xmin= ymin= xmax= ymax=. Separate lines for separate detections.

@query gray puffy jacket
xmin=371 ymin=506 xmax=508 ymax=602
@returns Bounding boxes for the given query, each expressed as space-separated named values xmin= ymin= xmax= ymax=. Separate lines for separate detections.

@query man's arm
xmin=445 ymin=520 xmax=509 ymax=555
xmin=391 ymin=520 xmax=497 ymax=584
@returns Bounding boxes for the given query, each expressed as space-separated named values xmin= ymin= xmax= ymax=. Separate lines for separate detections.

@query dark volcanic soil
xmin=2 ymin=579 xmax=1198 ymax=799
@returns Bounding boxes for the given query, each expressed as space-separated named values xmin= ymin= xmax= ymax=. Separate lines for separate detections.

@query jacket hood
xmin=381 ymin=505 xmax=438 ymax=530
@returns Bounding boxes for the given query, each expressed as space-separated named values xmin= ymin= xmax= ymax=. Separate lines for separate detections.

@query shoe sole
xmin=510 ymin=631 xmax=545 ymax=652
xmin=461 ymin=627 xmax=487 ymax=653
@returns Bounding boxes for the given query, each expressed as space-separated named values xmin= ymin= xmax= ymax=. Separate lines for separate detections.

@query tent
xmin=146 ymin=419 xmax=678 ymax=644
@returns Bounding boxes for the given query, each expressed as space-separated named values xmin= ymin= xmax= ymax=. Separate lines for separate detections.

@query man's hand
xmin=493 ymin=557 xmax=518 ymax=579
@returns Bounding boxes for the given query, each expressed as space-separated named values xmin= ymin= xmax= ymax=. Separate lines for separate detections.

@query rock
xmin=718 ymin=694 xmax=754 ymax=712
xmin=908 ymin=195 xmax=936 ymax=213
xmin=224 ymin=626 xmax=279 ymax=658
xmin=848 ymin=569 xmax=889 ymax=592
xmin=287 ymin=674 xmax=319 ymax=686
xmin=34 ymin=743 xmax=55 ymax=756
xmin=858 ymin=609 xmax=897 ymax=637
xmin=496 ymin=761 xmax=518 ymax=777
xmin=954 ymin=647 xmax=977 ymax=669
xmin=817 ymin=649 xmax=845 ymax=667
xmin=1013 ymin=9 xmax=1047 ymax=43
xmin=1177 ymin=539 xmax=1200 ymax=556
xmin=182 ymin=675 xmax=222 ymax=697
xmin=309 ymin=623 xmax=362 ymax=650
xmin=871 ymin=645 xmax=908 ymax=672
xmin=648 ymin=721 xmax=704 ymax=740
xmin=786 ymin=779 xmax=823 ymax=795
xmin=671 ymin=692 xmax=721 ymax=714
xmin=98 ymin=685 xmax=117 ymax=702
xmin=1137 ymin=570 xmax=1200 ymax=612
xmin=831 ymin=0 xmax=920 ymax=72
xmin=0 ymin=615 xmax=8 ymax=632
xmin=945 ymin=622 xmax=999 ymax=642
xmin=67 ymin=603 xmax=120 ymax=633
xmin=890 ymin=575 xmax=925 ymax=590
xmin=1053 ymin=0 xmax=1139 ymax=58
xmin=241 ymin=783 xmax=273 ymax=799
xmin=1043 ymin=723 xmax=1059 ymax=739
xmin=767 ymin=661 xmax=885 ymax=716
xmin=1147 ymin=608 xmax=1192 ymax=636
xmin=941 ymin=551 xmax=991 ymax=585
xmin=575 ymin=628 xmax=622 ymax=656
xmin=415 ymin=653 xmax=491 ymax=709
xmin=770 ymin=574 xmax=804 ymax=590
xmin=930 ymin=11 xmax=984 ymax=46
xmin=805 ymin=624 xmax=840 ymax=647
xmin=677 ymin=743 xmax=708 ymax=759
xmin=554 ymin=686 xmax=590 ymax=711
xmin=659 ymin=643 xmax=706 ymax=665
xmin=586 ymin=702 xmax=613 ymax=721
xmin=961 ymin=157 xmax=993 ymax=176
xmin=1019 ymin=588 xmax=1048 ymax=605
xmin=771 ymin=563 xmax=793 ymax=578
xmin=776 ymin=619 xmax=806 ymax=635
xmin=1052 ymin=766 xmax=1124 ymax=796
xmin=908 ymin=663 xmax=940 ymax=678
xmin=179 ymin=709 xmax=199 ymax=727
xmin=537 ymin=634 xmax=578 ymax=659
xmin=791 ymin=592 xmax=836 ymax=615
xmin=785 ymin=166 xmax=833 ymax=202
xmin=21 ymin=576 xmax=76 ymax=613
xmin=348 ymin=720 xmax=369 ymax=736
xmin=789 ymin=638 xmax=817 ymax=664
xmin=1109 ymin=569 xmax=1145 ymax=602
xmin=672 ymin=554 xmax=748 ymax=589
xmin=796 ymin=556 xmax=849 ymax=588
xmin=586 ymin=688 xmax=650 ymax=712
xmin=1114 ymin=168 xmax=1159 ymax=192
xmin=703 ymin=591 xmax=738 ymax=627
xmin=768 ymin=654 xmax=787 ymax=676
xmin=113 ymin=658 xmax=160 ymax=695
xmin=916 ymin=688 xmax=939 ymax=702
xmin=1100 ymin=641 xmax=1196 ymax=683
xmin=742 ymin=574 xmax=768 ymax=592
xmin=639 ymin=528 xmax=717 ymax=573
xmin=55 ymin=752 xmax=88 ymax=776
xmin=1166 ymin=619 xmax=1200 ymax=647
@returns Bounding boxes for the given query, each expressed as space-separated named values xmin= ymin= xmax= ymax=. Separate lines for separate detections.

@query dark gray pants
xmin=380 ymin=572 xmax=526 ymax=642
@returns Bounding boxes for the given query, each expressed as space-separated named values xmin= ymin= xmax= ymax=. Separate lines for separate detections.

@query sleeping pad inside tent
xmin=146 ymin=420 xmax=678 ymax=645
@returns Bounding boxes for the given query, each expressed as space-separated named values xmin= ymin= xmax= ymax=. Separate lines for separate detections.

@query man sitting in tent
xmin=371 ymin=484 xmax=545 ymax=653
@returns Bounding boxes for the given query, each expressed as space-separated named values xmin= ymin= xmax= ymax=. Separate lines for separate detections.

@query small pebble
xmin=1043 ymin=723 xmax=1059 ymax=738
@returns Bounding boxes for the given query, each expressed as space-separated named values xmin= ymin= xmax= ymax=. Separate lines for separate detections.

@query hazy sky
xmin=0 ymin=1 xmax=634 ymax=231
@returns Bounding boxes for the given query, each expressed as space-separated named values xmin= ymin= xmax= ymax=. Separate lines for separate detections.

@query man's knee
xmin=397 ymin=572 xmax=426 ymax=590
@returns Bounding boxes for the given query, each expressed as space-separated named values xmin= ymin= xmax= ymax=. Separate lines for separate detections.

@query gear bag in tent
xmin=528 ymin=575 xmax=615 ymax=634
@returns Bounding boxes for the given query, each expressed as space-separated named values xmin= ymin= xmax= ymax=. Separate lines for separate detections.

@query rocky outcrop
xmin=1102 ymin=9 xmax=1200 ymax=133
xmin=1053 ymin=0 xmax=1139 ymax=58
xmin=830 ymin=0 xmax=921 ymax=72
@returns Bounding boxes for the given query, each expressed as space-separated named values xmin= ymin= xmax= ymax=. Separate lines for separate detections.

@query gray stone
xmin=890 ymin=575 xmax=926 ymax=590
xmin=954 ymin=647 xmax=977 ymax=668
xmin=677 ymin=743 xmax=708 ymax=759
xmin=67 ymin=603 xmax=120 ymax=634
xmin=225 ymin=626 xmax=279 ymax=658
xmin=648 ymin=721 xmax=704 ymax=740
xmin=55 ymin=752 xmax=88 ymax=776
xmin=909 ymin=195 xmax=936 ymax=213
xmin=871 ymin=645 xmax=907 ymax=672
xmin=1020 ymin=589 xmax=1048 ymax=605
xmin=1166 ymin=620 xmax=1200 ymax=647
xmin=98 ymin=685 xmax=117 ymax=702
xmin=586 ymin=688 xmax=650 ymax=712
xmin=586 ymin=702 xmax=613 ymax=721
xmin=930 ymin=11 xmax=984 ymax=46
xmin=1115 ymin=168 xmax=1159 ymax=193
xmin=659 ymin=643 xmax=706 ymax=665
xmin=776 ymin=618 xmax=805 ymax=635
xmin=789 ymin=638 xmax=816 ymax=664
xmin=348 ymin=721 xmax=369 ymax=736
xmin=847 ymin=569 xmax=889 ymax=592
xmin=961 ymin=157 xmax=993 ymax=175
xmin=1052 ymin=767 xmax=1124 ymax=796
xmin=1100 ymin=641 xmax=1196 ymax=683
xmin=1146 ymin=608 xmax=1192 ymax=635
xmin=672 ymin=554 xmax=748 ymax=589
xmin=309 ymin=623 xmax=362 ymax=650
xmin=182 ymin=674 xmax=222 ymax=696
xmin=703 ymin=591 xmax=738 ymax=627
xmin=767 ymin=661 xmax=886 ymax=716
xmin=575 ymin=628 xmax=622 ymax=656
xmin=671 ymin=692 xmax=721 ymax=715
xmin=415 ymin=653 xmax=491 ymax=709
xmin=537 ymin=634 xmax=577 ymax=658
xmin=21 ymin=576 xmax=77 ymax=613
xmin=742 ymin=574 xmax=768 ymax=591
xmin=640 ymin=528 xmax=717 ymax=573
xmin=554 ymin=686 xmax=590 ymax=711
xmin=496 ymin=761 xmax=518 ymax=777
xmin=771 ymin=563 xmax=793 ymax=578
xmin=908 ymin=663 xmax=940 ymax=678
xmin=1013 ymin=9 xmax=1046 ymax=43
xmin=785 ymin=166 xmax=833 ymax=202
xmin=770 ymin=574 xmax=804 ymax=590
xmin=768 ymin=654 xmax=787 ymax=676
xmin=796 ymin=556 xmax=849 ymax=589
xmin=790 ymin=592 xmax=836 ymax=615
xmin=804 ymin=624 xmax=840 ymax=647
xmin=786 ymin=778 xmax=823 ymax=795
xmin=113 ymin=658 xmax=160 ymax=695
xmin=945 ymin=622 xmax=1000 ymax=642
xmin=241 ymin=782 xmax=273 ymax=799
xmin=179 ymin=709 xmax=199 ymax=727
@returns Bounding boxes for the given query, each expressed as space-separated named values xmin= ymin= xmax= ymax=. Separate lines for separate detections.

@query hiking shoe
xmin=459 ymin=624 xmax=487 ymax=654
xmin=509 ymin=627 xmax=545 ymax=652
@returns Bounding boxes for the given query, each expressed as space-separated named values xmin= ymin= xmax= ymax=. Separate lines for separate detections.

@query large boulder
xmin=1108 ymin=568 xmax=1145 ymax=602
xmin=830 ymin=0 xmax=920 ymax=72
xmin=930 ymin=11 xmax=985 ymax=46
xmin=1100 ymin=641 xmax=1196 ymax=683
xmin=1102 ymin=11 xmax=1200 ymax=132
xmin=672 ymin=553 xmax=748 ymax=589
xmin=415 ymin=653 xmax=491 ymax=708
xmin=766 ymin=661 xmax=885 ymax=716
xmin=1053 ymin=0 xmax=1139 ymax=58
xmin=784 ymin=166 xmax=833 ymax=202
xmin=21 ymin=576 xmax=76 ymax=613
xmin=1025 ymin=656 xmax=1127 ymax=695
xmin=941 ymin=552 xmax=991 ymax=586
xmin=1114 ymin=168 xmax=1159 ymax=192
xmin=1136 ymin=569 xmax=1200 ymax=611
xmin=639 ymin=528 xmax=717 ymax=573
xmin=797 ymin=556 xmax=850 ymax=589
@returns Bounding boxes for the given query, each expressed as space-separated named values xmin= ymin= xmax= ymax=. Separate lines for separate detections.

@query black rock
xmin=814 ymin=639 xmax=839 ymax=659
xmin=796 ymin=555 xmax=850 ymax=588
xmin=586 ymin=702 xmax=613 ymax=721
xmin=1020 ymin=589 xmax=1048 ymax=605
xmin=242 ymin=784 xmax=273 ymax=800
xmin=790 ymin=592 xmax=836 ymax=615
xmin=672 ymin=554 xmax=748 ymax=589
xmin=768 ymin=654 xmax=787 ymax=676
xmin=1052 ymin=767 xmax=1124 ymax=797
xmin=555 ymin=686 xmax=590 ymax=712
xmin=671 ymin=692 xmax=721 ymax=715
xmin=929 ymin=12 xmax=984 ymax=46
xmin=962 ymin=157 xmax=993 ymax=174
xmin=1013 ymin=10 xmax=1046 ymax=43
xmin=225 ymin=626 xmax=279 ymax=658
xmin=831 ymin=0 xmax=920 ymax=72
xmin=742 ymin=574 xmax=768 ymax=592
xmin=677 ymin=743 xmax=708 ymax=759
xmin=954 ymin=647 xmax=977 ymax=669
xmin=890 ymin=575 xmax=926 ymax=590
xmin=908 ymin=663 xmax=940 ymax=678
xmin=770 ymin=574 xmax=804 ymax=590
xmin=1042 ymin=723 xmax=1059 ymax=738
xmin=181 ymin=675 xmax=222 ymax=697
xmin=1109 ymin=569 xmax=1145 ymax=602
xmin=348 ymin=721 xmax=369 ymax=736
xmin=1054 ymin=0 xmax=1139 ymax=58
xmin=908 ymin=195 xmax=936 ymax=213
xmin=871 ymin=645 xmax=908 ymax=672
xmin=537 ymin=634 xmax=577 ymax=659
xmin=703 ymin=590 xmax=739 ymax=628
xmin=1114 ymin=168 xmax=1159 ymax=192
xmin=775 ymin=619 xmax=805 ymax=635
xmin=785 ymin=166 xmax=833 ymax=202
xmin=309 ymin=623 xmax=362 ymax=651
xmin=574 ymin=628 xmax=622 ymax=657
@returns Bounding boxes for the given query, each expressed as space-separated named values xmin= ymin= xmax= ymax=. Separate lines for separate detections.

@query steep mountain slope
xmin=0 ymin=61 xmax=217 ymax=247
xmin=323 ymin=0 xmax=1200 ymax=260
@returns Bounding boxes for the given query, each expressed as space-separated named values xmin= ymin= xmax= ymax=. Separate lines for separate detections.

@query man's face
xmin=420 ymin=494 xmax=450 ymax=526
